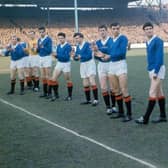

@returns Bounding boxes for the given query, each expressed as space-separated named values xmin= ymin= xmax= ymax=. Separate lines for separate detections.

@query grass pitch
xmin=0 ymin=49 xmax=168 ymax=168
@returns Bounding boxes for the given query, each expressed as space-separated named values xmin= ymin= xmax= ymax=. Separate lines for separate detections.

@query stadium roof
xmin=0 ymin=0 xmax=137 ymax=8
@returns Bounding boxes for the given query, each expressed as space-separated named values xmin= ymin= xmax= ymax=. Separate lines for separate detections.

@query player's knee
xmin=149 ymin=90 xmax=157 ymax=98
xmin=112 ymin=86 xmax=120 ymax=95
xmin=18 ymin=74 xmax=24 ymax=80
xmin=101 ymin=88 xmax=108 ymax=93
xmin=121 ymin=87 xmax=129 ymax=97
xmin=65 ymin=75 xmax=71 ymax=81
xmin=89 ymin=78 xmax=96 ymax=86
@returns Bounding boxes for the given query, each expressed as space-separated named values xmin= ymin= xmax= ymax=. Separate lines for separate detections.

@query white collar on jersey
xmin=60 ymin=41 xmax=67 ymax=48
xmin=113 ymin=34 xmax=121 ymax=42
xmin=101 ymin=36 xmax=110 ymax=45
xmin=147 ymin=35 xmax=156 ymax=45
xmin=40 ymin=35 xmax=48 ymax=43
xmin=79 ymin=41 xmax=85 ymax=50
xmin=11 ymin=43 xmax=19 ymax=49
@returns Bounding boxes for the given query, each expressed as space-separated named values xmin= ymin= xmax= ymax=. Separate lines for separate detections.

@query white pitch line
xmin=0 ymin=98 xmax=157 ymax=168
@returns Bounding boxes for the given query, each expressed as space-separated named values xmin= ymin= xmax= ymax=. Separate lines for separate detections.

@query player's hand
xmin=77 ymin=55 xmax=81 ymax=60
xmin=102 ymin=55 xmax=110 ymax=61
xmin=95 ymin=51 xmax=105 ymax=58
xmin=52 ymin=53 xmax=57 ymax=58
xmin=70 ymin=47 xmax=75 ymax=58
xmin=6 ymin=45 xmax=12 ymax=51
xmin=91 ymin=42 xmax=98 ymax=51
xmin=153 ymin=73 xmax=157 ymax=80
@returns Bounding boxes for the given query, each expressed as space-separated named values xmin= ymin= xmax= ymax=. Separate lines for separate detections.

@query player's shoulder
xmin=120 ymin=34 xmax=128 ymax=40
xmin=45 ymin=36 xmax=52 ymax=42
xmin=66 ymin=42 xmax=71 ymax=47
xmin=155 ymin=36 xmax=163 ymax=43
xmin=96 ymin=39 xmax=101 ymax=44
xmin=85 ymin=41 xmax=90 ymax=46
xmin=107 ymin=37 xmax=113 ymax=43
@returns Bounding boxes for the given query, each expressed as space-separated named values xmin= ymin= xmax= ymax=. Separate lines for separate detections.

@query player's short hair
xmin=38 ymin=26 xmax=46 ymax=32
xmin=110 ymin=22 xmax=120 ymax=27
xmin=73 ymin=32 xmax=84 ymax=38
xmin=143 ymin=22 xmax=154 ymax=30
xmin=98 ymin=24 xmax=108 ymax=30
xmin=17 ymin=37 xmax=21 ymax=42
xmin=57 ymin=32 xmax=66 ymax=38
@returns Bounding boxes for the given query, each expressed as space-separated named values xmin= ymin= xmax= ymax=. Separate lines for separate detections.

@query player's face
xmin=74 ymin=36 xmax=82 ymax=45
xmin=39 ymin=30 xmax=46 ymax=38
xmin=144 ymin=26 xmax=154 ymax=38
xmin=99 ymin=28 xmax=108 ymax=39
xmin=29 ymin=32 xmax=35 ymax=39
xmin=11 ymin=36 xmax=17 ymax=45
xmin=58 ymin=36 xmax=65 ymax=44
xmin=111 ymin=26 xmax=120 ymax=37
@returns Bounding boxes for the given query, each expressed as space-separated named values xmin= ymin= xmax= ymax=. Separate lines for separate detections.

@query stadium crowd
xmin=0 ymin=23 xmax=167 ymax=48
xmin=0 ymin=7 xmax=168 ymax=48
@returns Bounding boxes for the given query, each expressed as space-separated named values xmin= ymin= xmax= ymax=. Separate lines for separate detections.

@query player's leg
xmin=99 ymin=75 xmax=112 ymax=114
xmin=50 ymin=69 xmax=61 ymax=101
xmin=44 ymin=56 xmax=52 ymax=98
xmin=24 ymin=57 xmax=32 ymax=89
xmin=32 ymin=56 xmax=40 ymax=91
xmin=18 ymin=67 xmax=25 ymax=95
xmin=80 ymin=78 xmax=91 ymax=104
xmin=64 ymin=71 xmax=73 ymax=101
xmin=108 ymin=61 xmax=124 ymax=118
xmin=80 ymin=62 xmax=91 ymax=104
xmin=98 ymin=62 xmax=111 ymax=113
xmin=109 ymin=74 xmax=125 ymax=119
xmin=135 ymin=77 xmax=159 ymax=124
xmin=7 ymin=68 xmax=17 ymax=95
xmin=118 ymin=73 xmax=132 ymax=122
xmin=44 ymin=67 xmax=52 ymax=98
xmin=154 ymin=66 xmax=167 ymax=123
xmin=39 ymin=56 xmax=52 ymax=97
xmin=86 ymin=60 xmax=98 ymax=106
xmin=89 ymin=75 xmax=98 ymax=106
xmin=32 ymin=66 xmax=40 ymax=91
xmin=40 ymin=67 xmax=48 ymax=97
xmin=152 ymin=80 xmax=167 ymax=123
xmin=108 ymin=75 xmax=117 ymax=113
xmin=16 ymin=58 xmax=26 ymax=95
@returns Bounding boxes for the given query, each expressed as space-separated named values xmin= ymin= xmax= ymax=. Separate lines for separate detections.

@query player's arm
xmin=36 ymin=40 xmax=40 ymax=53
xmin=23 ymin=46 xmax=29 ymax=55
xmin=52 ymin=52 xmax=57 ymax=59
xmin=117 ymin=37 xmax=128 ymax=57
xmin=43 ymin=38 xmax=52 ymax=54
xmin=153 ymin=39 xmax=164 ymax=79
xmin=94 ymin=49 xmax=110 ymax=61
xmin=64 ymin=45 xmax=72 ymax=60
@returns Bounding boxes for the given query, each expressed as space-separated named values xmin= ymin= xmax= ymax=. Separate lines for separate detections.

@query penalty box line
xmin=0 ymin=98 xmax=157 ymax=168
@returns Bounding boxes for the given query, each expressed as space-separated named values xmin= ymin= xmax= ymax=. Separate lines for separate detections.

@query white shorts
xmin=39 ymin=55 xmax=52 ymax=68
xmin=108 ymin=60 xmax=127 ymax=76
xmin=10 ymin=58 xmax=25 ymax=69
xmin=80 ymin=59 xmax=96 ymax=78
xmin=22 ymin=56 xmax=30 ymax=68
xmin=55 ymin=61 xmax=71 ymax=73
xmin=98 ymin=62 xmax=110 ymax=78
xmin=29 ymin=55 xmax=40 ymax=68
xmin=149 ymin=65 xmax=166 ymax=80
